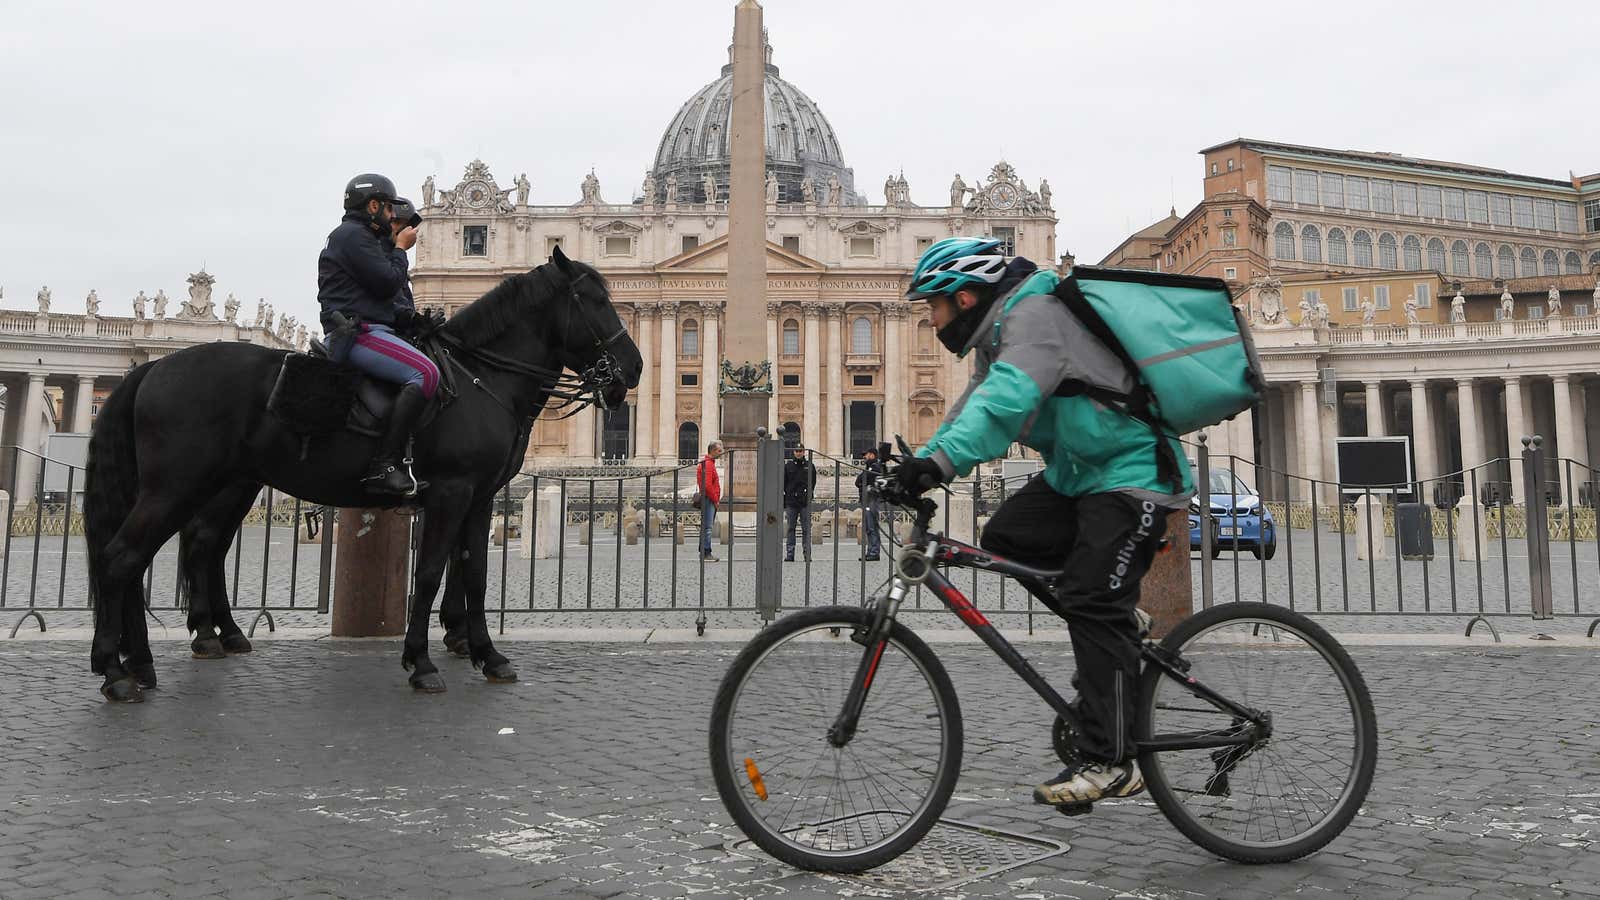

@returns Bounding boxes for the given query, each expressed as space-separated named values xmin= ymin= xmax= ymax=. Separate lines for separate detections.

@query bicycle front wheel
xmin=1138 ymin=602 xmax=1377 ymax=864
xmin=709 ymin=606 xmax=963 ymax=873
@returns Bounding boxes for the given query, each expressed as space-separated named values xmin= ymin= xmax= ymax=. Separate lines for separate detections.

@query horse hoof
xmin=100 ymin=676 xmax=145 ymax=703
xmin=191 ymin=637 xmax=226 ymax=660
xmin=128 ymin=664 xmax=158 ymax=690
xmin=483 ymin=661 xmax=518 ymax=684
xmin=409 ymin=671 xmax=447 ymax=693
xmin=442 ymin=636 xmax=470 ymax=658
xmin=221 ymin=634 xmax=253 ymax=654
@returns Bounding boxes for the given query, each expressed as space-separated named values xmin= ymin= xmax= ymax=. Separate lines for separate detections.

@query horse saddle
xmin=268 ymin=342 xmax=440 ymax=439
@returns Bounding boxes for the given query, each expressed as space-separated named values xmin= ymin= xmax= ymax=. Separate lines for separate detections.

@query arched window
xmin=781 ymin=421 xmax=801 ymax=450
xmin=1474 ymin=243 xmax=1492 ymax=278
xmin=1327 ymin=228 xmax=1349 ymax=265
xmin=1565 ymin=251 xmax=1583 ymax=275
xmin=1427 ymin=238 xmax=1447 ymax=272
xmin=851 ymin=317 xmax=873 ymax=355
xmin=1451 ymin=240 xmax=1469 ymax=276
xmin=1378 ymin=233 xmax=1398 ymax=269
xmin=1402 ymin=235 xmax=1422 ymax=270
xmin=1590 ymin=250 xmax=1600 ymax=272
xmin=1273 ymin=222 xmax=1295 ymax=260
xmin=1498 ymin=245 xmax=1516 ymax=278
xmin=1352 ymin=230 xmax=1373 ymax=268
xmin=782 ymin=318 xmax=800 ymax=355
xmin=916 ymin=319 xmax=935 ymax=354
xmin=680 ymin=319 xmax=699 ymax=356
xmin=914 ymin=407 xmax=937 ymax=445
xmin=1521 ymin=247 xmax=1539 ymax=278
xmin=1543 ymin=249 xmax=1561 ymax=276
xmin=677 ymin=422 xmax=700 ymax=463
xmin=1299 ymin=225 xmax=1322 ymax=263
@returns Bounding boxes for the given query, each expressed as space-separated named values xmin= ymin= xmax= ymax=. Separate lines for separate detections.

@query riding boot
xmin=362 ymin=384 xmax=431 ymax=496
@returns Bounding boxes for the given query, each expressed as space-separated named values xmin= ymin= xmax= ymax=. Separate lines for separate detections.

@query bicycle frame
xmin=828 ymin=525 xmax=1268 ymax=756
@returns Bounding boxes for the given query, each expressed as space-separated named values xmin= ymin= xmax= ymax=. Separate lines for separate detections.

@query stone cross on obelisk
xmin=719 ymin=0 xmax=770 ymax=493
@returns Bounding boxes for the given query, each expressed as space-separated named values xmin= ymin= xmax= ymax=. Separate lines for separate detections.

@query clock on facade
xmin=988 ymin=183 xmax=1018 ymax=210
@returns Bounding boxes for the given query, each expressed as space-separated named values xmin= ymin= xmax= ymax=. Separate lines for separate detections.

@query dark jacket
xmin=783 ymin=456 xmax=816 ymax=508
xmin=855 ymin=457 xmax=884 ymax=500
xmin=317 ymin=213 xmax=411 ymax=330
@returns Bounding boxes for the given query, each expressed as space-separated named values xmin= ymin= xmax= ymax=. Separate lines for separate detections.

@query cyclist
xmin=893 ymin=237 xmax=1194 ymax=807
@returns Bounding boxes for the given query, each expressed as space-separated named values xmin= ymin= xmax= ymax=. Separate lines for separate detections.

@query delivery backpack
xmin=1049 ymin=265 xmax=1265 ymax=491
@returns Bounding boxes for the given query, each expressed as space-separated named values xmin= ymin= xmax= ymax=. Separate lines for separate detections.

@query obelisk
xmin=719 ymin=0 xmax=770 ymax=493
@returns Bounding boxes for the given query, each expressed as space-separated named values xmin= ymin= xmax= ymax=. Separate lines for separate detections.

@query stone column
xmin=1457 ymin=379 xmax=1484 ymax=487
xmin=801 ymin=304 xmax=822 ymax=449
xmin=883 ymin=302 xmax=908 ymax=442
xmin=1364 ymin=382 xmax=1384 ymax=436
xmin=1298 ymin=381 xmax=1323 ymax=502
xmin=1409 ymin=380 xmax=1436 ymax=499
xmin=765 ymin=302 xmax=781 ymax=435
xmin=657 ymin=304 xmax=677 ymax=457
xmin=633 ymin=304 xmax=656 ymax=461
xmin=573 ymin=404 xmax=597 ymax=460
xmin=15 ymin=372 xmax=47 ymax=499
xmin=71 ymin=375 xmax=96 ymax=434
xmin=1554 ymin=374 xmax=1580 ymax=504
xmin=824 ymin=302 xmax=845 ymax=456
xmin=1503 ymin=375 xmax=1526 ymax=504
xmin=699 ymin=301 xmax=721 ymax=454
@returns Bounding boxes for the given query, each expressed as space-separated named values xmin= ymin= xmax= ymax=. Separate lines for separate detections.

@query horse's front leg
xmin=402 ymin=483 xmax=473 ymax=693
xmin=458 ymin=495 xmax=516 ymax=683
xmin=438 ymin=551 xmax=470 ymax=658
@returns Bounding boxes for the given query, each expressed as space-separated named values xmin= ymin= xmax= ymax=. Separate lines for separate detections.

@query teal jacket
xmin=920 ymin=267 xmax=1194 ymax=506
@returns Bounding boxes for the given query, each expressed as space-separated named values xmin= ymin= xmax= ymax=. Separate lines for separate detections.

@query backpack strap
xmin=1051 ymin=276 xmax=1184 ymax=494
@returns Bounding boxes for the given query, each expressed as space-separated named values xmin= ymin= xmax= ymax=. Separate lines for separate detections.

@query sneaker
xmin=703 ymin=553 xmax=720 ymax=563
xmin=1032 ymin=760 xmax=1144 ymax=806
xmin=1133 ymin=607 xmax=1153 ymax=639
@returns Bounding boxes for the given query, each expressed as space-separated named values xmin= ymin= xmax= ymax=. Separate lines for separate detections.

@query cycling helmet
xmin=906 ymin=237 xmax=1007 ymax=300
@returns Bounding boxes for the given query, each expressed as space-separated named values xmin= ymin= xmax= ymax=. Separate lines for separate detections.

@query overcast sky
xmin=2 ymin=0 xmax=1593 ymax=329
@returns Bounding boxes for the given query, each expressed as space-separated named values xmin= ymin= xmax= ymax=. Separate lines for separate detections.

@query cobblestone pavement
xmin=1 ymin=638 xmax=1597 ymax=898
xmin=6 ymin=524 xmax=1599 ymax=639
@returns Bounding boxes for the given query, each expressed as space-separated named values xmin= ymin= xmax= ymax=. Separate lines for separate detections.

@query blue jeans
xmin=785 ymin=505 xmax=811 ymax=559
xmin=700 ymin=498 xmax=716 ymax=557
xmin=862 ymin=500 xmax=881 ymax=557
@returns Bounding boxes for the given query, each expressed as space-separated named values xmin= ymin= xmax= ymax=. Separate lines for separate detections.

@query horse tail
xmin=84 ymin=360 xmax=157 ymax=641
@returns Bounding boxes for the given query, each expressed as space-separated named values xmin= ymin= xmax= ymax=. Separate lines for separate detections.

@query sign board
xmin=43 ymin=433 xmax=91 ymax=494
xmin=1334 ymin=436 xmax=1413 ymax=494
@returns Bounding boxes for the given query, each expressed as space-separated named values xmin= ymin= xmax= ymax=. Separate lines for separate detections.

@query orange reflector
xmin=743 ymin=757 xmax=768 ymax=801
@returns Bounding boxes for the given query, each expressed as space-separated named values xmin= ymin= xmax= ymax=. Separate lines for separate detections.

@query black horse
xmin=83 ymin=249 xmax=642 ymax=702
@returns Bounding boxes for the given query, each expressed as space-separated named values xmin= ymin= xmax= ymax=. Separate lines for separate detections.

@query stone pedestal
xmin=945 ymin=488 xmax=976 ymax=545
xmin=331 ymin=508 xmax=410 ymax=637
xmin=720 ymin=399 xmax=768 ymax=501
xmin=1455 ymin=499 xmax=1490 ymax=561
xmin=1142 ymin=510 xmax=1194 ymax=639
xmin=1353 ymin=495 xmax=1388 ymax=560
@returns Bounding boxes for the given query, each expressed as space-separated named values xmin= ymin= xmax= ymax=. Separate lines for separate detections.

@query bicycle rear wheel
xmin=1137 ymin=602 xmax=1376 ymax=863
xmin=709 ymin=606 xmax=962 ymax=873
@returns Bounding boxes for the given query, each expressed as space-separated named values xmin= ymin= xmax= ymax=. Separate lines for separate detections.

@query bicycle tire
xmin=709 ymin=606 xmax=963 ymax=873
xmin=1137 ymin=602 xmax=1377 ymax=864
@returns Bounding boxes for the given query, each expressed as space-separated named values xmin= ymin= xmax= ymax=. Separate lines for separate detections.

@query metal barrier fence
xmin=4 ymin=438 xmax=1597 ymax=640
xmin=1190 ymin=434 xmax=1600 ymax=641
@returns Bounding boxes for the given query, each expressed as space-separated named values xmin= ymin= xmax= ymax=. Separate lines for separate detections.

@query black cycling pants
xmin=978 ymin=476 xmax=1169 ymax=764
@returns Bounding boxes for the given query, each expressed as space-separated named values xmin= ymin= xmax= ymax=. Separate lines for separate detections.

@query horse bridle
xmin=429 ymin=265 xmax=629 ymax=422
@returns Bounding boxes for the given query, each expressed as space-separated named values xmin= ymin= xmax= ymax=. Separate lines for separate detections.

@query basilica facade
xmin=409 ymin=34 xmax=1058 ymax=468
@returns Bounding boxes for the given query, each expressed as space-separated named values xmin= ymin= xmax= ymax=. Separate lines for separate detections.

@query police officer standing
xmin=783 ymin=444 xmax=816 ymax=562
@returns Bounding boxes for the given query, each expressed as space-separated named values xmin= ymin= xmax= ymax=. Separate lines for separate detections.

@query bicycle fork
xmin=826 ymin=583 xmax=907 ymax=748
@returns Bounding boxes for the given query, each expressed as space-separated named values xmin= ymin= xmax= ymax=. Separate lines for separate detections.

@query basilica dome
xmin=649 ymin=33 xmax=858 ymax=206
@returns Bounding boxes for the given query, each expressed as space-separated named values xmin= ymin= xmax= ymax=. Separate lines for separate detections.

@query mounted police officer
xmin=318 ymin=174 xmax=441 ymax=496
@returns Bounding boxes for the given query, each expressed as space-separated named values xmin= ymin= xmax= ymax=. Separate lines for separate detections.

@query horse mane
xmin=440 ymin=261 xmax=609 ymax=348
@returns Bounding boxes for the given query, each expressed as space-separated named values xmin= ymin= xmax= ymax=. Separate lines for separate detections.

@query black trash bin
xmin=1396 ymin=502 xmax=1434 ymax=560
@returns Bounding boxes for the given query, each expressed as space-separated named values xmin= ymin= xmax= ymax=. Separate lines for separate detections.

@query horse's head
xmin=549 ymin=246 xmax=642 ymax=410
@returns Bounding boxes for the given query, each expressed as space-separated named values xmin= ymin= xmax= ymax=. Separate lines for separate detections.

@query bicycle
xmin=709 ymin=446 xmax=1377 ymax=873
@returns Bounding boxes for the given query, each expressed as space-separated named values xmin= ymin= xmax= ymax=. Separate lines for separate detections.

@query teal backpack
xmin=1050 ymin=266 xmax=1264 ymax=488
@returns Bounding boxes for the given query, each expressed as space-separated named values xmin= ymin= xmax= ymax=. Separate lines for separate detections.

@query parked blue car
xmin=1188 ymin=464 xmax=1277 ymax=560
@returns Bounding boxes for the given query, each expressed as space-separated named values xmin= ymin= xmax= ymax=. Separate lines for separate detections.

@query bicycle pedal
xmin=1052 ymin=801 xmax=1094 ymax=817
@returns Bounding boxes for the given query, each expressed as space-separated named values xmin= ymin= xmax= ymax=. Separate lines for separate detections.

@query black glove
xmin=393 ymin=306 xmax=418 ymax=330
xmin=896 ymin=457 xmax=944 ymax=497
